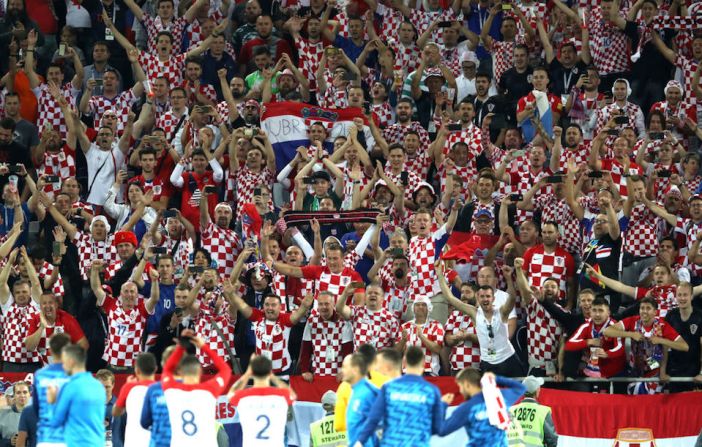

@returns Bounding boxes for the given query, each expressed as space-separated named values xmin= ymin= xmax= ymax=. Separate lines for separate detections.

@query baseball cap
xmin=522 ymin=376 xmax=545 ymax=394
xmin=474 ymin=209 xmax=494 ymax=220
xmin=279 ymin=68 xmax=295 ymax=79
xmin=321 ymin=391 xmax=337 ymax=406
xmin=424 ymin=67 xmax=445 ymax=79
xmin=244 ymin=99 xmax=260 ymax=109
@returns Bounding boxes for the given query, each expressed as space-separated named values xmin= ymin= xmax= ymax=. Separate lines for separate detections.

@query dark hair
xmin=193 ymin=248 xmax=212 ymax=265
xmin=3 ymin=92 xmax=18 ymax=101
xmin=253 ymin=45 xmax=271 ymax=57
xmin=647 ymin=110 xmax=666 ymax=129
xmin=566 ymin=123 xmax=583 ymax=136
xmin=532 ymin=65 xmax=549 ymax=76
xmin=156 ymin=31 xmax=174 ymax=44
xmin=191 ymin=149 xmax=207 ymax=159
xmin=397 ymin=97 xmax=414 ymax=107
xmin=455 ymin=367 xmax=482 ymax=386
xmin=136 ymin=352 xmax=158 ymax=375
xmin=377 ymin=348 xmax=402 ymax=371
xmin=477 ymin=284 xmax=494 ymax=294
xmin=156 ymin=0 xmax=174 ymax=7
xmin=178 ymin=354 xmax=202 ymax=376
xmin=156 ymin=255 xmax=175 ymax=266
xmin=251 ymin=355 xmax=273 ymax=378
xmin=404 ymin=346 xmax=425 ymax=368
xmin=592 ymin=296 xmax=610 ymax=308
xmin=62 ymin=344 xmax=87 ymax=366
xmin=541 ymin=221 xmax=560 ymax=232
xmin=514 ymin=43 xmax=529 ymax=53
xmin=639 ymin=296 xmax=658 ymax=309
xmin=185 ymin=56 xmax=203 ymax=67
xmin=560 ymin=41 xmax=577 ymax=54
xmin=47 ymin=63 xmax=65 ymax=73
xmin=357 ymin=344 xmax=377 ymax=369
xmin=475 ymin=71 xmax=492 ymax=82
xmin=49 ymin=333 xmax=71 ymax=358
xmin=659 ymin=236 xmax=678 ymax=250
xmin=387 ymin=143 xmax=405 ymax=154
xmin=140 ymin=148 xmax=157 ymax=158
xmin=0 ymin=118 xmax=16 ymax=132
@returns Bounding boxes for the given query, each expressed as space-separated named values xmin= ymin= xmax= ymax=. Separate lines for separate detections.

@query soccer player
xmin=140 ymin=346 xmax=177 ymax=447
xmin=33 ymin=332 xmax=71 ymax=446
xmin=46 ymin=345 xmax=107 ymax=447
xmin=435 ymin=369 xmax=526 ymax=445
xmin=113 ymin=353 xmax=157 ymax=447
xmin=341 ymin=353 xmax=379 ymax=447
xmin=228 ymin=355 xmax=294 ymax=446
xmin=161 ymin=329 xmax=232 ymax=446
xmin=354 ymin=346 xmax=446 ymax=447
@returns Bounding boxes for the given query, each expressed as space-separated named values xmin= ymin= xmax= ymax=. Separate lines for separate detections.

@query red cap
xmin=113 ymin=230 xmax=138 ymax=247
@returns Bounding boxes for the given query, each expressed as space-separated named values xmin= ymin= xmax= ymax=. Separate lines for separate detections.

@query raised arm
xmin=651 ymin=31 xmax=677 ymax=65
xmin=584 ymin=264 xmax=636 ymax=297
xmin=122 ymin=0 xmax=145 ymax=22
xmin=435 ymin=261 xmax=476 ymax=320
xmin=290 ymin=294 xmax=314 ymax=324
xmin=145 ymin=268 xmax=161 ymax=314
xmin=89 ymin=260 xmax=107 ymax=307
xmin=0 ymin=249 xmax=19 ymax=306
xmin=102 ymin=10 xmax=137 ymax=53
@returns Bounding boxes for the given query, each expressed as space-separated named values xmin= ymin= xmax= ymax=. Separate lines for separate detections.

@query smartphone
xmin=614 ymin=115 xmax=629 ymax=125
xmin=162 ymin=210 xmax=177 ymax=218
xmin=349 ymin=281 xmax=365 ymax=289
xmin=437 ymin=21 xmax=453 ymax=27
xmin=204 ymin=185 xmax=217 ymax=194
xmin=650 ymin=132 xmax=665 ymax=140
xmin=58 ymin=43 xmax=65 ymax=56
xmin=400 ymin=172 xmax=409 ymax=187
xmin=254 ymin=187 xmax=262 ymax=196
xmin=7 ymin=165 xmax=21 ymax=174
xmin=302 ymin=177 xmax=316 ymax=185
xmin=390 ymin=247 xmax=404 ymax=257
xmin=44 ymin=175 xmax=60 ymax=183
xmin=174 ymin=307 xmax=184 ymax=317
xmin=52 ymin=241 xmax=62 ymax=258
xmin=606 ymin=129 xmax=619 ymax=136
xmin=243 ymin=127 xmax=258 ymax=139
xmin=501 ymin=3 xmax=512 ymax=10
xmin=588 ymin=171 xmax=604 ymax=178
xmin=546 ymin=175 xmax=563 ymax=184
xmin=94 ymin=79 xmax=103 ymax=86
xmin=151 ymin=246 xmax=168 ymax=254
xmin=189 ymin=265 xmax=204 ymax=273
xmin=362 ymin=101 xmax=371 ymax=115
xmin=657 ymin=169 xmax=672 ymax=178
xmin=510 ymin=193 xmax=523 ymax=201
xmin=245 ymin=238 xmax=257 ymax=249
xmin=447 ymin=123 xmax=462 ymax=132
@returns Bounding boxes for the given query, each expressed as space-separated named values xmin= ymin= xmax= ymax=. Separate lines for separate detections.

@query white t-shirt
xmin=123 ymin=383 xmax=151 ymax=447
xmin=476 ymin=306 xmax=515 ymax=365
xmin=230 ymin=387 xmax=293 ymax=447
xmin=85 ymin=143 xmax=125 ymax=206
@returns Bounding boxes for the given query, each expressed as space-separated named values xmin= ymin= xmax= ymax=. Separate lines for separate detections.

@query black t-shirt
xmin=548 ymin=59 xmax=588 ymax=96
xmin=499 ymin=67 xmax=533 ymax=104
xmin=0 ymin=141 xmax=33 ymax=192
xmin=665 ymin=308 xmax=702 ymax=375
xmin=579 ymin=233 xmax=622 ymax=294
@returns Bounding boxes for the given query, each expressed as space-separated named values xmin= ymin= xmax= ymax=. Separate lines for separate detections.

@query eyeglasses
xmin=487 ymin=324 xmax=494 ymax=339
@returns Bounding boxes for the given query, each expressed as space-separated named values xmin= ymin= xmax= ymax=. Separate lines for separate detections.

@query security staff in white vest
xmin=507 ymin=376 xmax=559 ymax=447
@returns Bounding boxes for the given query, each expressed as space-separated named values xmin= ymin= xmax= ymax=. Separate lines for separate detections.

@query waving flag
xmin=520 ymin=90 xmax=554 ymax=143
xmin=261 ymin=101 xmax=375 ymax=172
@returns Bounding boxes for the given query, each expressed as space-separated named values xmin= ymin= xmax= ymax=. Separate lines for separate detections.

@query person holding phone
xmin=595 ymin=79 xmax=646 ymax=139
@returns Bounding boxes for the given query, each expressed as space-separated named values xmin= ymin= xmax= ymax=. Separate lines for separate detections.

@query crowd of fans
xmin=0 ymin=0 xmax=701 ymax=435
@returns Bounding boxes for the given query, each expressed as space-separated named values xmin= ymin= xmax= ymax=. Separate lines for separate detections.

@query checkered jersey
xmin=686 ymin=175 xmax=702 ymax=197
xmin=370 ymin=102 xmax=394 ymax=128
xmin=379 ymin=272 xmax=412 ymax=321
xmin=73 ymin=231 xmax=118 ymax=280
xmin=674 ymin=216 xmax=702 ymax=256
xmin=587 ymin=7 xmax=631 ymax=75
xmin=88 ymin=90 xmax=138 ymax=132
xmin=623 ymin=204 xmax=658 ymax=257
xmin=409 ymin=233 xmax=443 ymax=299
xmin=526 ymin=298 xmax=562 ymax=364
xmin=295 ymin=38 xmax=325 ymax=91
xmin=38 ymin=261 xmax=64 ymax=297
xmin=271 ymin=273 xmax=315 ymax=313
xmin=185 ymin=11 xmax=223 ymax=48
xmin=156 ymin=109 xmax=188 ymax=141
xmin=227 ymin=166 xmax=274 ymax=217
xmin=159 ymin=233 xmax=194 ymax=277
xmin=319 ymin=85 xmax=349 ymax=109
xmin=142 ymin=14 xmax=188 ymax=57
xmin=180 ymin=82 xmax=217 ymax=107
xmin=635 ymin=285 xmax=677 ymax=318
xmin=387 ymin=40 xmax=421 ymax=77
xmin=302 ymin=311 xmax=352 ymax=376
xmin=194 ymin=305 xmax=235 ymax=367
xmin=201 ymin=222 xmax=241 ymax=277
xmin=334 ymin=10 xmax=370 ymax=40
xmin=385 ymin=169 xmax=423 ymax=204
xmin=104 ymin=260 xmax=150 ymax=283
xmin=534 ymin=194 xmax=582 ymax=255
xmin=651 ymin=162 xmax=680 ymax=202
xmin=37 ymin=146 xmax=76 ymax=198
xmin=409 ymin=9 xmax=459 ymax=44
xmin=1 ymin=301 xmax=41 ymax=363
xmin=249 ymin=308 xmax=294 ymax=373
xmin=509 ymin=167 xmax=551 ymax=225
xmin=138 ymin=51 xmax=187 ymax=85
xmin=599 ymin=158 xmax=644 ymax=199
xmin=383 ymin=121 xmax=431 ymax=149
xmin=34 ymin=83 xmax=78 ymax=141
xmin=491 ymin=38 xmax=524 ymax=85
xmin=405 ymin=150 xmax=433 ymax=181
xmin=522 ymin=245 xmax=575 ymax=301
xmin=101 ymin=296 xmax=150 ymax=367
xmin=398 ymin=319 xmax=445 ymax=376
xmin=444 ymin=310 xmax=480 ymax=371
xmin=557 ymin=144 xmax=590 ymax=172
xmin=595 ymin=101 xmax=645 ymax=138
xmin=440 ymin=46 xmax=462 ymax=78
xmin=675 ymin=55 xmax=700 ymax=104
xmin=349 ymin=306 xmax=399 ymax=350
xmin=300 ymin=265 xmax=362 ymax=299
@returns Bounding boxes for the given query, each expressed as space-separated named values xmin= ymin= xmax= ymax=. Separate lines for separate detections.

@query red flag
xmin=587 ymin=264 xmax=606 ymax=288
xmin=241 ymin=203 xmax=262 ymax=241
xmin=442 ymin=234 xmax=500 ymax=263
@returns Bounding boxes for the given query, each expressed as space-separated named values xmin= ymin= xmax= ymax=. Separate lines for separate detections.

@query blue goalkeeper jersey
xmin=356 ymin=374 xmax=444 ymax=447
xmin=347 ymin=378 xmax=379 ymax=447
xmin=436 ymin=376 xmax=526 ymax=446
xmin=140 ymin=382 xmax=171 ymax=447
xmin=33 ymin=363 xmax=69 ymax=444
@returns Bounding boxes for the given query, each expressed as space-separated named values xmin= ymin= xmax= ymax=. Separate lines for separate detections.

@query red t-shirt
xmin=27 ymin=310 xmax=85 ymax=363
xmin=621 ymin=316 xmax=680 ymax=342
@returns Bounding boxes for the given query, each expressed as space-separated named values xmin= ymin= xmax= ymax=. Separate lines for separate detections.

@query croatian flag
xmin=260 ymin=101 xmax=375 ymax=172
xmin=520 ymin=90 xmax=554 ymax=143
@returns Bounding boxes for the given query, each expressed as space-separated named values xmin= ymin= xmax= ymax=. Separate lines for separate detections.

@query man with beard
xmin=202 ymin=34 xmax=238 ymax=101
xmin=179 ymin=57 xmax=217 ymax=107
xmin=321 ymin=7 xmax=373 ymax=64
xmin=551 ymin=124 xmax=590 ymax=171
xmin=444 ymin=283 xmax=481 ymax=374
xmin=170 ymin=148 xmax=223 ymax=229
xmin=0 ymin=119 xmax=33 ymax=195
xmin=382 ymin=98 xmax=431 ymax=149
xmin=539 ymin=28 xmax=588 ymax=97
xmin=498 ymin=45 xmax=533 ymax=108
xmin=239 ymin=15 xmax=293 ymax=68
xmin=469 ymin=72 xmax=502 ymax=127
xmin=216 ymin=75 xmax=247 ymax=123
xmin=227 ymin=128 xmax=276 ymax=218
xmin=336 ymin=283 xmax=400 ymax=351
xmin=663 ymin=282 xmax=702 ymax=391
xmin=232 ymin=0 xmax=264 ymax=53
xmin=3 ymin=93 xmax=38 ymax=154
xmin=228 ymin=286 xmax=313 ymax=375
xmin=650 ymin=80 xmax=696 ymax=143
xmin=198 ymin=193 xmax=240 ymax=277
xmin=25 ymin=293 xmax=87 ymax=364
xmin=452 ymin=170 xmax=511 ymax=241
xmin=262 ymin=54 xmax=310 ymax=103
xmin=565 ymin=66 xmax=604 ymax=142
xmin=33 ymin=119 xmax=74 ymax=200
xmin=383 ymin=144 xmax=423 ymax=207
xmin=595 ymin=78 xmax=646 ymax=139
xmin=515 ymin=264 xmax=564 ymax=377
xmin=368 ymin=252 xmax=412 ymax=321
xmin=288 ymin=15 xmax=327 ymax=95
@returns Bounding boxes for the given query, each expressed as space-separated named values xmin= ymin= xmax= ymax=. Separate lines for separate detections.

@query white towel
xmin=480 ymin=374 xmax=511 ymax=430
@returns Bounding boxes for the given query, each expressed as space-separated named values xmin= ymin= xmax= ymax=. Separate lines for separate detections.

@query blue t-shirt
xmin=436 ymin=376 xmax=526 ymax=447
xmin=18 ymin=404 xmax=37 ymax=447
xmin=347 ymin=379 xmax=379 ymax=447
xmin=357 ymin=374 xmax=444 ymax=447
xmin=140 ymin=381 xmax=171 ymax=447
xmin=141 ymin=282 xmax=176 ymax=333
xmin=49 ymin=372 xmax=106 ymax=447
xmin=32 ymin=363 xmax=69 ymax=444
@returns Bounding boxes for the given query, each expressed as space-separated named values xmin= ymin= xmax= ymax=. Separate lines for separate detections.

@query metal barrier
xmin=516 ymin=376 xmax=699 ymax=394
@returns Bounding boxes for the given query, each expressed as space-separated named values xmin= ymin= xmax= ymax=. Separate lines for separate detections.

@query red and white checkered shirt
xmin=34 ymin=83 xmax=78 ymax=141
xmin=387 ymin=40 xmax=421 ymax=77
xmin=38 ymin=261 xmax=64 ymax=297
xmin=588 ymin=7 xmax=631 ymax=75
xmin=185 ymin=11 xmax=223 ymax=48
xmin=194 ymin=304 xmax=235 ymax=367
xmin=404 ymin=150 xmax=433 ymax=182
xmin=409 ymin=230 xmax=447 ymax=299
xmin=201 ymin=221 xmax=241 ymax=277
xmin=101 ymin=296 xmax=150 ymax=367
xmin=674 ymin=216 xmax=702 ymax=256
xmin=522 ymin=245 xmax=575 ymax=301
xmin=180 ymin=82 xmax=218 ymax=107
xmin=37 ymin=146 xmax=76 ymax=198
xmin=300 ymin=265 xmax=362 ymax=300
xmin=302 ymin=310 xmax=352 ymax=376
xmin=348 ymin=305 xmax=399 ymax=350
xmin=527 ymin=298 xmax=563 ymax=365
xmin=73 ymin=231 xmax=118 ymax=281
xmin=534 ymin=194 xmax=582 ymax=255
xmin=595 ymin=101 xmax=645 ymax=138
xmin=444 ymin=310 xmax=480 ymax=371
xmin=675 ymin=55 xmax=701 ymax=106
xmin=159 ymin=232 xmax=194 ymax=277
xmin=1 ymin=300 xmax=41 ymax=364
xmin=319 ymin=85 xmax=349 ymax=109
xmin=142 ymin=14 xmax=188 ymax=57
xmin=88 ymin=90 xmax=138 ymax=132
xmin=156 ymin=109 xmax=189 ymax=141
xmin=491 ymin=38 xmax=524 ymax=85
xmin=370 ymin=102 xmax=394 ymax=129
xmin=635 ymin=285 xmax=678 ymax=318
xmin=383 ymin=121 xmax=431 ymax=150
xmin=509 ymin=167 xmax=552 ymax=225
xmin=599 ymin=158 xmax=644 ymax=199
xmin=623 ymin=204 xmax=659 ymax=258
xmin=438 ymin=160 xmax=477 ymax=196
xmin=409 ymin=9 xmax=458 ymax=44
xmin=272 ymin=273 xmax=315 ymax=313
xmin=379 ymin=271 xmax=412 ymax=321
xmin=384 ymin=169 xmax=423 ymax=204
xmin=227 ymin=166 xmax=274 ymax=217
xmin=295 ymin=38 xmax=325 ymax=91
xmin=249 ymin=308 xmax=295 ymax=374
xmin=138 ymin=51 xmax=187 ymax=85
xmin=557 ymin=144 xmax=591 ymax=172
xmin=398 ymin=319 xmax=445 ymax=376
